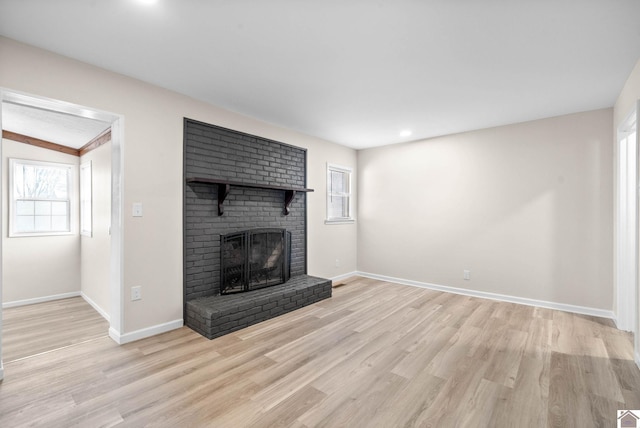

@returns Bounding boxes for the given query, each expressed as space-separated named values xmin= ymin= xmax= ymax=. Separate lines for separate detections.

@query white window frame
xmin=9 ymin=158 xmax=74 ymax=237
xmin=325 ymin=163 xmax=354 ymax=224
xmin=80 ymin=160 xmax=93 ymax=237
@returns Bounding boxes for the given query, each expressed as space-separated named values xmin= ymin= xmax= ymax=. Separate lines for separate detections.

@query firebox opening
xmin=220 ymin=228 xmax=291 ymax=294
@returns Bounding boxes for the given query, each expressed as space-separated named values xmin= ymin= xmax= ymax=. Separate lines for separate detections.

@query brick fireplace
xmin=183 ymin=119 xmax=331 ymax=339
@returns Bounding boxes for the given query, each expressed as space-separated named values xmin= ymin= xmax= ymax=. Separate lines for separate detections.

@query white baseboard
xmin=356 ymin=271 xmax=616 ymax=320
xmin=2 ymin=291 xmax=81 ymax=309
xmin=330 ymin=271 xmax=358 ymax=282
xmin=80 ymin=292 xmax=110 ymax=322
xmin=611 ymin=315 xmax=620 ymax=330
xmin=109 ymin=319 xmax=183 ymax=345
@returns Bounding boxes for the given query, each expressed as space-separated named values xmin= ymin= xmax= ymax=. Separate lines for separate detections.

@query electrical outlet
xmin=463 ymin=270 xmax=471 ymax=280
xmin=335 ymin=258 xmax=340 ymax=267
xmin=131 ymin=286 xmax=142 ymax=301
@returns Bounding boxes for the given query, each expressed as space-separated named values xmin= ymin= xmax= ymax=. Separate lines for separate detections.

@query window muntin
xmin=10 ymin=158 xmax=73 ymax=236
xmin=326 ymin=163 xmax=354 ymax=223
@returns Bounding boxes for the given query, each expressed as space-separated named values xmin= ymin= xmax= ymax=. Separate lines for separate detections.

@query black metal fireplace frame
xmin=220 ymin=228 xmax=291 ymax=295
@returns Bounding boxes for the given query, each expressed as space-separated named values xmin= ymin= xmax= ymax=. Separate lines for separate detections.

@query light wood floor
xmin=2 ymin=297 xmax=109 ymax=362
xmin=1 ymin=277 xmax=639 ymax=427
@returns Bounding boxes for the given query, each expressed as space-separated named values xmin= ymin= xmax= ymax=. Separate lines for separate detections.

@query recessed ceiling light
xmin=136 ymin=0 xmax=158 ymax=4
xmin=399 ymin=130 xmax=412 ymax=137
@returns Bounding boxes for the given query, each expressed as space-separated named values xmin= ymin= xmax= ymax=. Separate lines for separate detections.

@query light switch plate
xmin=133 ymin=202 xmax=143 ymax=217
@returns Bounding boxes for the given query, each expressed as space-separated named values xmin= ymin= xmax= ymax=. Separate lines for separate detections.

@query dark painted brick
xmin=185 ymin=120 xmax=308 ymax=299
xmin=186 ymin=275 xmax=331 ymax=339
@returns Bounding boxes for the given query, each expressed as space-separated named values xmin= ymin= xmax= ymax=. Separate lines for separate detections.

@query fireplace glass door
xmin=220 ymin=228 xmax=290 ymax=294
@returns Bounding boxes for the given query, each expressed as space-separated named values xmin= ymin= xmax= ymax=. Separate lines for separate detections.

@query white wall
xmin=614 ymin=59 xmax=640 ymax=127
xmin=307 ymin=146 xmax=357 ymax=278
xmin=80 ymin=142 xmax=111 ymax=318
xmin=1 ymin=138 xmax=80 ymax=303
xmin=613 ymin=58 xmax=640 ymax=365
xmin=358 ymin=109 xmax=613 ymax=311
xmin=0 ymin=37 xmax=357 ymax=334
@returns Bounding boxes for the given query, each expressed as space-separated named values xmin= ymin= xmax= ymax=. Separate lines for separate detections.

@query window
xmin=80 ymin=161 xmax=92 ymax=236
xmin=10 ymin=158 xmax=73 ymax=236
xmin=326 ymin=163 xmax=354 ymax=223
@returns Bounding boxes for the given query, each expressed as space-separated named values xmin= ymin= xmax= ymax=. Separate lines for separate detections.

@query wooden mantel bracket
xmin=284 ymin=190 xmax=296 ymax=216
xmin=186 ymin=177 xmax=313 ymax=216
xmin=217 ymin=183 xmax=231 ymax=216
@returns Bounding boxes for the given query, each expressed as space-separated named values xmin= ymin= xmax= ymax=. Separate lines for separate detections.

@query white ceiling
xmin=1 ymin=0 xmax=639 ymax=149
xmin=2 ymin=102 xmax=111 ymax=149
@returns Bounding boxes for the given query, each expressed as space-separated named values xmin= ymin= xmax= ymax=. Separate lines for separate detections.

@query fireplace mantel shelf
xmin=186 ymin=177 xmax=314 ymax=216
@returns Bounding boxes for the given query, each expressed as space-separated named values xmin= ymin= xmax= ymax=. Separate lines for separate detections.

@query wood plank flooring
xmin=1 ymin=277 xmax=639 ymax=427
xmin=2 ymin=297 xmax=109 ymax=362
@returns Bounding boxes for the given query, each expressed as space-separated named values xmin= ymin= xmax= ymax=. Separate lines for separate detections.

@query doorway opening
xmin=0 ymin=89 xmax=124 ymax=380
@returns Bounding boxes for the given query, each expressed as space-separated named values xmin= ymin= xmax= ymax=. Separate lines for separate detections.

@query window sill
xmin=325 ymin=219 xmax=355 ymax=225
xmin=9 ymin=231 xmax=74 ymax=238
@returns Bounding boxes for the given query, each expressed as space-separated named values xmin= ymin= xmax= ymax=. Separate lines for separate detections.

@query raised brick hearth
xmin=186 ymin=275 xmax=331 ymax=339
xmin=183 ymin=119 xmax=331 ymax=339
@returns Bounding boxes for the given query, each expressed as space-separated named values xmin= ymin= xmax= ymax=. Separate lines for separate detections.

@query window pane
xmin=14 ymin=165 xmax=25 ymax=199
xmin=329 ymin=196 xmax=349 ymax=218
xmin=35 ymin=201 xmax=51 ymax=215
xmin=330 ymin=170 xmax=348 ymax=194
xmin=51 ymin=215 xmax=68 ymax=231
xmin=51 ymin=201 xmax=67 ymax=216
xmin=16 ymin=215 xmax=35 ymax=232
xmin=16 ymin=200 xmax=34 ymax=215
xmin=18 ymin=164 xmax=69 ymax=199
xmin=35 ymin=215 xmax=51 ymax=231
xmin=80 ymin=162 xmax=92 ymax=235
xmin=81 ymin=201 xmax=91 ymax=231
xmin=81 ymin=164 xmax=91 ymax=199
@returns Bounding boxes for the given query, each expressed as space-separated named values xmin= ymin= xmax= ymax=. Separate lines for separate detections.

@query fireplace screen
xmin=220 ymin=228 xmax=291 ymax=294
